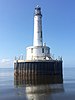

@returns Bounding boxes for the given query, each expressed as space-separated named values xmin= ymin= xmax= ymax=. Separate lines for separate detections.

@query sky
xmin=0 ymin=0 xmax=75 ymax=68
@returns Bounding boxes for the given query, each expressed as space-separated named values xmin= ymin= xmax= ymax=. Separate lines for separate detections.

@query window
xmin=48 ymin=49 xmax=49 ymax=54
xmin=42 ymin=48 xmax=44 ymax=53
xmin=40 ymin=31 xmax=42 ymax=38
xmin=31 ymin=48 xmax=33 ymax=53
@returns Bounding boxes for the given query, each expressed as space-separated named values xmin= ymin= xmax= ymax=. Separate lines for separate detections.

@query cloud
xmin=0 ymin=58 xmax=14 ymax=68
xmin=1 ymin=59 xmax=10 ymax=63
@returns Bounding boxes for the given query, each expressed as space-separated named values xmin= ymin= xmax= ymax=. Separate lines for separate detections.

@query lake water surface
xmin=0 ymin=67 xmax=75 ymax=100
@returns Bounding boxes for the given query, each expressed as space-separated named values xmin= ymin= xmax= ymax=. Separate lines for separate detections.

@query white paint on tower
xmin=34 ymin=5 xmax=43 ymax=46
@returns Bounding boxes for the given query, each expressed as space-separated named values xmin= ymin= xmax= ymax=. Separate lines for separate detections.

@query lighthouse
xmin=26 ymin=5 xmax=50 ymax=61
xmin=14 ymin=6 xmax=63 ymax=88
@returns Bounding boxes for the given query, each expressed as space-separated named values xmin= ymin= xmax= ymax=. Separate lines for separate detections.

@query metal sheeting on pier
xmin=14 ymin=61 xmax=63 ymax=86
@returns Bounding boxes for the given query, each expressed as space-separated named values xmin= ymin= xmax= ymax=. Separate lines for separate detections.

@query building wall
xmin=26 ymin=46 xmax=50 ymax=60
xmin=34 ymin=10 xmax=43 ymax=46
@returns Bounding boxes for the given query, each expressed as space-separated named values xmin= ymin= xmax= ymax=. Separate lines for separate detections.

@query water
xmin=0 ymin=67 xmax=75 ymax=100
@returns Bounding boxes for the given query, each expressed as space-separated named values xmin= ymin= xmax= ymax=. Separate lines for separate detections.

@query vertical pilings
xmin=14 ymin=61 xmax=63 ymax=86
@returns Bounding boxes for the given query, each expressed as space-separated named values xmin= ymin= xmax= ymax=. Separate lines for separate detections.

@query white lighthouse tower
xmin=33 ymin=5 xmax=43 ymax=46
xmin=26 ymin=5 xmax=50 ymax=61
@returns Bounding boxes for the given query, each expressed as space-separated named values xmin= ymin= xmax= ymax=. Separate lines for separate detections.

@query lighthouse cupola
xmin=35 ymin=5 xmax=42 ymax=15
